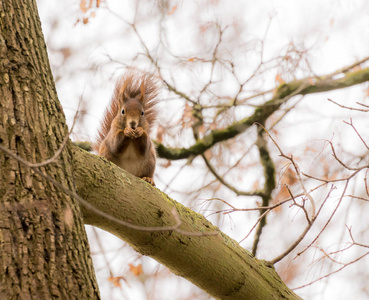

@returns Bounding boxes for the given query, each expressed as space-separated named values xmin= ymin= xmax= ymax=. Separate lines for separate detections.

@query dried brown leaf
xmin=156 ymin=124 xmax=164 ymax=143
xmin=162 ymin=160 xmax=172 ymax=168
xmin=80 ymin=0 xmax=88 ymax=13
xmin=252 ymin=180 xmax=260 ymax=191
xmin=108 ymin=276 xmax=127 ymax=289
xmin=352 ymin=65 xmax=362 ymax=72
xmin=168 ymin=5 xmax=178 ymax=15
xmin=275 ymin=73 xmax=285 ymax=85
xmin=365 ymin=86 xmax=369 ymax=98
xmin=128 ymin=264 xmax=143 ymax=276
xmin=181 ymin=103 xmax=195 ymax=128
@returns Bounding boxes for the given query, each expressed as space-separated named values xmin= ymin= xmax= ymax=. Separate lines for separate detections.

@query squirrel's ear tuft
xmin=120 ymin=81 xmax=129 ymax=102
xmin=139 ymin=81 xmax=146 ymax=103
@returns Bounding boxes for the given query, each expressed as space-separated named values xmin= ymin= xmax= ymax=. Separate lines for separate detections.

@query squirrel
xmin=95 ymin=69 xmax=160 ymax=186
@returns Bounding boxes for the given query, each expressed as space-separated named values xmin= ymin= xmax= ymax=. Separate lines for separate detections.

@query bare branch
xmin=292 ymin=251 xmax=369 ymax=290
xmin=251 ymin=130 xmax=276 ymax=255
xmin=256 ymin=123 xmax=316 ymax=218
xmin=239 ymin=209 xmax=271 ymax=244
xmin=286 ymin=185 xmax=311 ymax=225
xmin=347 ymin=226 xmax=369 ymax=249
xmin=271 ymin=185 xmax=336 ymax=264
xmin=343 ymin=118 xmax=369 ymax=150
xmin=296 ymin=180 xmax=349 ymax=258
xmin=328 ymin=98 xmax=369 ymax=112
xmin=201 ymin=153 xmax=262 ymax=197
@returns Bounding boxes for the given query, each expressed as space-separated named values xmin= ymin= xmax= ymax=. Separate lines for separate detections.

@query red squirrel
xmin=95 ymin=69 xmax=160 ymax=186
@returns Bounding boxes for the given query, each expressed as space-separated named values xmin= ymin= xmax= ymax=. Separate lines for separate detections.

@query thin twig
xmin=239 ymin=209 xmax=271 ymax=244
xmin=201 ymin=154 xmax=262 ymax=197
xmin=256 ymin=122 xmax=316 ymax=218
xmin=347 ymin=226 xmax=369 ymax=249
xmin=328 ymin=98 xmax=369 ymax=112
xmin=286 ymin=184 xmax=311 ymax=225
xmin=271 ymin=185 xmax=336 ymax=264
xmin=292 ymin=251 xmax=369 ymax=290
xmin=296 ymin=181 xmax=349 ymax=258
xmin=343 ymin=118 xmax=369 ymax=150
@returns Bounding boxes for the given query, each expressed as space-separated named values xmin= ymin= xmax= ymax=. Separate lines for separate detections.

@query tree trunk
xmin=0 ymin=0 xmax=100 ymax=298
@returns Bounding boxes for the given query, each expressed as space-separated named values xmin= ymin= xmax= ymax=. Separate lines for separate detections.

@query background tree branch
xmin=156 ymin=64 xmax=369 ymax=160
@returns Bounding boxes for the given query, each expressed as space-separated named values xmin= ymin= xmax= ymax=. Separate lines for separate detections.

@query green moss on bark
xmin=73 ymin=146 xmax=302 ymax=300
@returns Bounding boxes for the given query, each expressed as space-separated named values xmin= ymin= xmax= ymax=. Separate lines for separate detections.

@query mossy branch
xmin=157 ymin=65 xmax=369 ymax=160
xmin=252 ymin=130 xmax=276 ymax=256
xmin=72 ymin=145 xmax=301 ymax=300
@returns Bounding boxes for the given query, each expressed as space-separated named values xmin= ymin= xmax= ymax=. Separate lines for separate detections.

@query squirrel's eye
xmin=121 ymin=109 xmax=125 ymax=115
xmin=141 ymin=111 xmax=144 ymax=116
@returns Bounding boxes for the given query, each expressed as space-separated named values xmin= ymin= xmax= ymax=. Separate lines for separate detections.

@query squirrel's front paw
xmin=142 ymin=176 xmax=155 ymax=186
xmin=124 ymin=127 xmax=136 ymax=138
xmin=134 ymin=127 xmax=144 ymax=138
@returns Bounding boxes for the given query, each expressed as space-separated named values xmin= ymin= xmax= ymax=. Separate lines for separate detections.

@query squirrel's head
xmin=118 ymin=81 xmax=146 ymax=130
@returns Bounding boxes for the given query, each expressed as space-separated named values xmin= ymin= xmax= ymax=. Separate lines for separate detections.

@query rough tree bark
xmin=0 ymin=0 xmax=100 ymax=299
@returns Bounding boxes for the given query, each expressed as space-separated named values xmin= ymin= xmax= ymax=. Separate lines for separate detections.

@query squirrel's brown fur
xmin=94 ymin=69 xmax=160 ymax=186
xmin=95 ymin=70 xmax=159 ymax=150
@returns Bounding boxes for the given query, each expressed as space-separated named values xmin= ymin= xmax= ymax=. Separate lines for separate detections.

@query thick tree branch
xmin=156 ymin=65 xmax=369 ymax=160
xmin=72 ymin=146 xmax=301 ymax=300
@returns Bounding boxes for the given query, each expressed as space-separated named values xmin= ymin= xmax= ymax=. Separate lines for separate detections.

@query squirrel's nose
xmin=130 ymin=121 xmax=137 ymax=129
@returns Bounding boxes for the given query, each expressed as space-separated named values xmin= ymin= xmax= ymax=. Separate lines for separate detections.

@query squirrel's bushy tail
xmin=94 ymin=69 xmax=160 ymax=151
